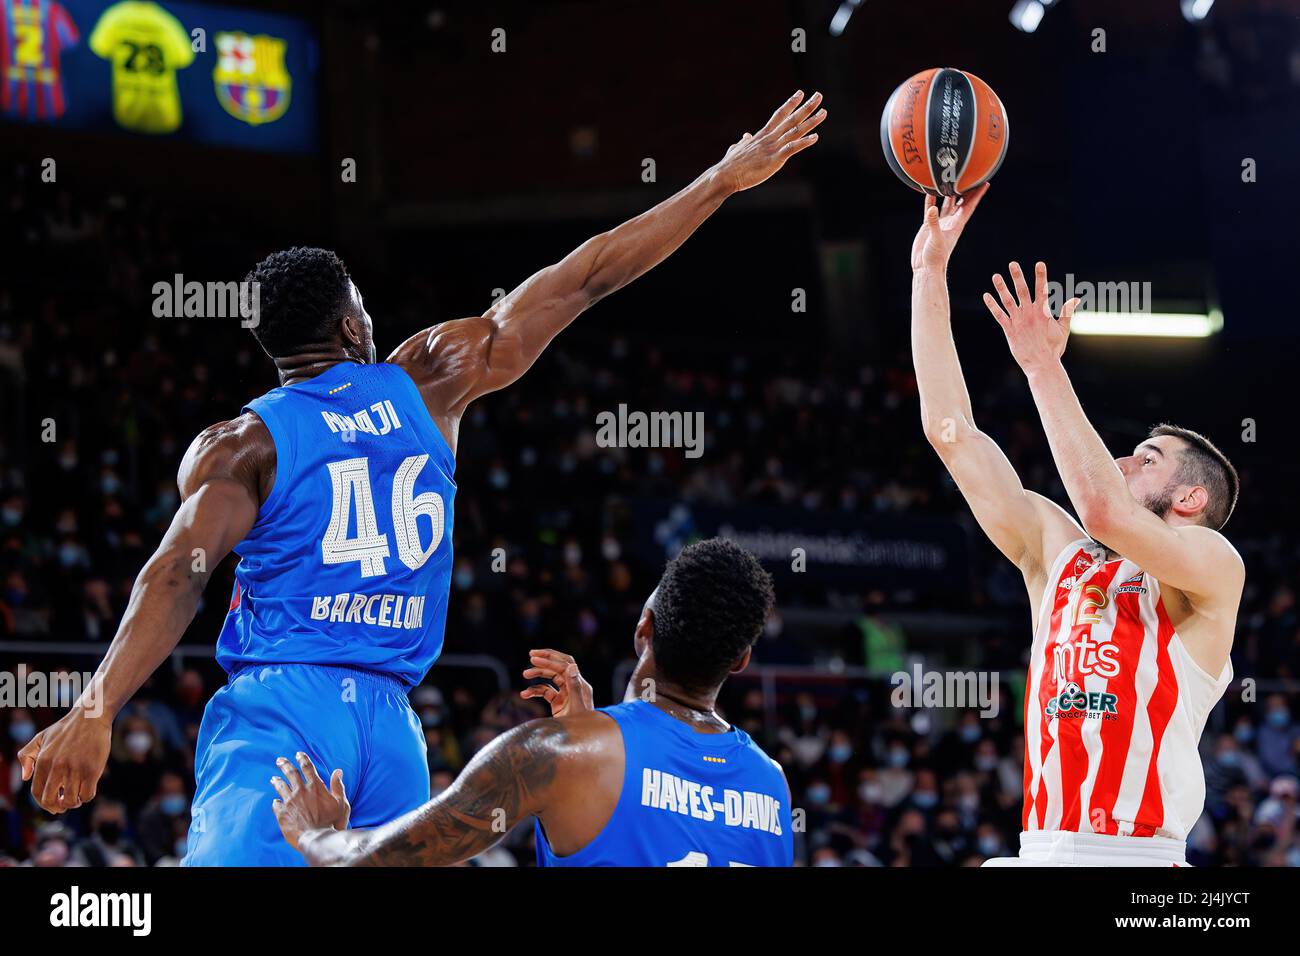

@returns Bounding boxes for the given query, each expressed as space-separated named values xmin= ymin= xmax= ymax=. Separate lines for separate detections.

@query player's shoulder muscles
xmin=386 ymin=315 xmax=498 ymax=416
xmin=178 ymin=413 xmax=274 ymax=505
xmin=1170 ymin=524 xmax=1246 ymax=605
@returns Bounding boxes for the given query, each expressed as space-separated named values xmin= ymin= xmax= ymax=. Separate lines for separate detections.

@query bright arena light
xmin=1181 ymin=0 xmax=1215 ymax=23
xmin=1070 ymin=309 xmax=1224 ymax=338
xmin=829 ymin=0 xmax=862 ymax=37
xmin=1009 ymin=0 xmax=1046 ymax=33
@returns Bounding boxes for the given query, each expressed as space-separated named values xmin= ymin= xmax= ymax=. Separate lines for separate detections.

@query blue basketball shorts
xmin=182 ymin=663 xmax=430 ymax=866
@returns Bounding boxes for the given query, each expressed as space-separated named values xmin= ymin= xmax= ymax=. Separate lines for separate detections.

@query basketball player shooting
xmin=270 ymin=539 xmax=794 ymax=867
xmin=911 ymin=187 xmax=1244 ymax=866
xmin=16 ymin=91 xmax=825 ymax=866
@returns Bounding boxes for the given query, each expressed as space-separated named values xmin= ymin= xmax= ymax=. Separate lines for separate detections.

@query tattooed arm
xmin=276 ymin=720 xmax=571 ymax=867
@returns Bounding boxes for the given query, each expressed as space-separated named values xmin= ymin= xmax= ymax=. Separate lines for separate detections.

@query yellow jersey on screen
xmin=89 ymin=0 xmax=193 ymax=134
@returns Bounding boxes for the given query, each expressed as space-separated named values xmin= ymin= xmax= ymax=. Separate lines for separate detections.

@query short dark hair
xmin=244 ymin=246 xmax=352 ymax=358
xmin=651 ymin=538 xmax=775 ymax=693
xmin=1149 ymin=423 xmax=1239 ymax=529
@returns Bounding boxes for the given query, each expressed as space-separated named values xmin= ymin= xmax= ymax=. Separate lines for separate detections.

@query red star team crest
xmin=213 ymin=30 xmax=290 ymax=126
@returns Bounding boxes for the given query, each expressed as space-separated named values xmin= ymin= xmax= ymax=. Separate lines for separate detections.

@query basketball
xmin=881 ymin=67 xmax=1009 ymax=196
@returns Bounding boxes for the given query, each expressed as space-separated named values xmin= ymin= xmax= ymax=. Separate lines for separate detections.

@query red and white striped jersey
xmin=1022 ymin=540 xmax=1232 ymax=841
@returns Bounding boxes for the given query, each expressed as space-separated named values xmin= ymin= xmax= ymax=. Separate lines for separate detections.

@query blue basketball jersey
xmin=535 ymin=700 xmax=794 ymax=867
xmin=216 ymin=361 xmax=455 ymax=687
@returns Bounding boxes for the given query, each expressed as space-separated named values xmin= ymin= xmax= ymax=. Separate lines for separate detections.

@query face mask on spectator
xmin=1268 ymin=709 xmax=1290 ymax=728
xmin=160 ymin=794 xmax=187 ymax=816
xmin=9 ymin=721 xmax=34 ymax=742
xmin=979 ymin=836 xmax=1002 ymax=856
xmin=829 ymin=744 xmax=852 ymax=763
xmin=1 ymin=506 xmax=20 ymax=525
xmin=1235 ymin=725 xmax=1255 ymax=744
xmin=126 ymin=731 xmax=152 ymax=755
xmin=958 ymin=724 xmax=981 ymax=743
xmin=887 ymin=748 xmax=909 ymax=768
xmin=1218 ymin=750 xmax=1240 ymax=768
xmin=974 ymin=754 xmax=998 ymax=772
xmin=858 ymin=782 xmax=882 ymax=804
xmin=807 ymin=784 xmax=831 ymax=805
xmin=912 ymin=791 xmax=938 ymax=808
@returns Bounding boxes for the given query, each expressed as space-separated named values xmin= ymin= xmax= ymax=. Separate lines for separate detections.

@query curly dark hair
xmin=243 ymin=246 xmax=353 ymax=358
xmin=651 ymin=538 xmax=775 ymax=693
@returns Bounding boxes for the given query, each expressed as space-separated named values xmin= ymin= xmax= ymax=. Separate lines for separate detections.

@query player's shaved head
xmin=650 ymin=538 xmax=774 ymax=694
xmin=244 ymin=246 xmax=354 ymax=358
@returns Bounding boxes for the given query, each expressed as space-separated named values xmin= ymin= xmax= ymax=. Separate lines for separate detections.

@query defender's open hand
xmin=271 ymin=751 xmax=350 ymax=851
xmin=717 ymin=90 xmax=826 ymax=193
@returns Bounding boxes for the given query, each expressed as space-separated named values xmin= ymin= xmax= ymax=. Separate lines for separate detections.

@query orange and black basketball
xmin=881 ymin=67 xmax=1009 ymax=196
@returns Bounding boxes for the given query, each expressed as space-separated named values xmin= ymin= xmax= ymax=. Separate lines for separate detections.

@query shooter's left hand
xmin=983 ymin=261 xmax=1081 ymax=373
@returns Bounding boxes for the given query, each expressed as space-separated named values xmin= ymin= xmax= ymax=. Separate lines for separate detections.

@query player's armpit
xmin=341 ymin=719 xmax=571 ymax=867
xmin=929 ymin=423 xmax=1083 ymax=577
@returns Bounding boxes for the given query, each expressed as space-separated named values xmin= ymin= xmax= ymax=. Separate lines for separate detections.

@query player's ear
xmin=340 ymin=312 xmax=363 ymax=348
xmin=634 ymin=607 xmax=654 ymax=658
xmin=1171 ymin=484 xmax=1209 ymax=521
xmin=730 ymin=647 xmax=753 ymax=675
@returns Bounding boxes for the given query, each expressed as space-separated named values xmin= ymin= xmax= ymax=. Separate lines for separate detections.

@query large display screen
xmin=1 ymin=0 xmax=319 ymax=153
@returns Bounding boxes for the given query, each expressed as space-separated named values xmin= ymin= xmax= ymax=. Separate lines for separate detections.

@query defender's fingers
xmin=779 ymin=93 xmax=824 ymax=136
xmin=329 ymin=769 xmax=347 ymax=803
xmin=1009 ymin=261 xmax=1031 ymax=304
xmin=791 ymin=107 xmax=827 ymax=138
xmin=18 ymin=736 xmax=39 ymax=781
xmin=777 ymin=134 xmax=818 ymax=159
xmin=295 ymin=752 xmax=323 ymax=790
xmin=529 ymin=649 xmax=576 ymax=666
xmin=983 ymin=292 xmax=1011 ymax=328
xmin=271 ymin=775 xmax=292 ymax=801
xmin=760 ymin=90 xmax=805 ymax=133
xmin=523 ymin=666 xmax=562 ymax=680
xmin=275 ymin=757 xmax=302 ymax=792
xmin=992 ymin=274 xmax=1019 ymax=314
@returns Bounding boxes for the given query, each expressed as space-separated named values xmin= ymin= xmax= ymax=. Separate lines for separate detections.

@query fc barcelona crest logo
xmin=214 ymin=32 xmax=291 ymax=126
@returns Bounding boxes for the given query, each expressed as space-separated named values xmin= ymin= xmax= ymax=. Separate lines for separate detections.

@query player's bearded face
xmin=1138 ymin=477 xmax=1178 ymax=518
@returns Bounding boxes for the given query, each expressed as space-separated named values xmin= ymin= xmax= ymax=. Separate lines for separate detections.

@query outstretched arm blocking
xmin=391 ymin=91 xmax=827 ymax=425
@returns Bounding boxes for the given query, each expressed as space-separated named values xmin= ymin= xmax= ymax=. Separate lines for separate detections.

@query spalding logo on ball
xmin=881 ymin=68 xmax=1008 ymax=197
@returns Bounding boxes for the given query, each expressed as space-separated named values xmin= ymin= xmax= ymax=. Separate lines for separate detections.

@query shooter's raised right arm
xmin=909 ymin=189 xmax=1081 ymax=581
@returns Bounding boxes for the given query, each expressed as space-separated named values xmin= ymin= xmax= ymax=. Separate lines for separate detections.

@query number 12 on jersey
xmin=322 ymin=454 xmax=445 ymax=578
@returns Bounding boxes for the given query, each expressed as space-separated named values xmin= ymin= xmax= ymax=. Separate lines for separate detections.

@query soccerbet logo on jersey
xmin=640 ymin=768 xmax=784 ymax=837
xmin=1043 ymin=681 xmax=1119 ymax=720
xmin=213 ymin=31 xmax=290 ymax=126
